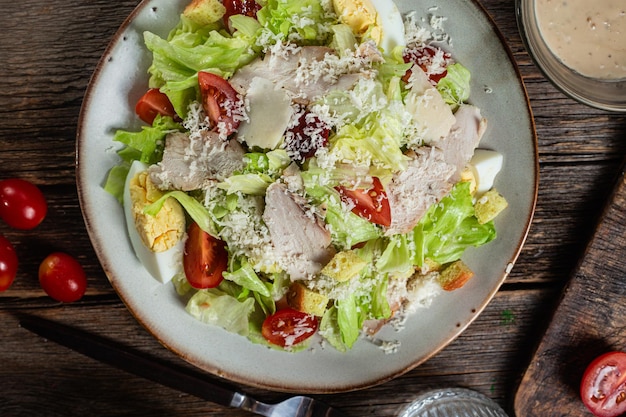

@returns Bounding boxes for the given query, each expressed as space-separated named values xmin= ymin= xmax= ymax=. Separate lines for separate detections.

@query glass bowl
xmin=398 ymin=388 xmax=510 ymax=417
xmin=516 ymin=0 xmax=626 ymax=112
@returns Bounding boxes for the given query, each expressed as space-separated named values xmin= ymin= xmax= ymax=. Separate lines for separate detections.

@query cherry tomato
xmin=135 ymin=88 xmax=178 ymax=125
xmin=222 ymin=0 xmax=261 ymax=32
xmin=261 ymin=308 xmax=319 ymax=348
xmin=336 ymin=177 xmax=391 ymax=227
xmin=183 ymin=222 xmax=228 ymax=289
xmin=284 ymin=109 xmax=330 ymax=163
xmin=581 ymin=351 xmax=626 ymax=417
xmin=38 ymin=252 xmax=87 ymax=303
xmin=197 ymin=71 xmax=243 ymax=136
xmin=0 ymin=235 xmax=18 ymax=292
xmin=402 ymin=45 xmax=452 ymax=84
xmin=0 ymin=178 xmax=47 ymax=230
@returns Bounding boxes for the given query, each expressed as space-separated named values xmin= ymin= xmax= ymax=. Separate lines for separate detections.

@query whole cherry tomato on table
xmin=580 ymin=351 xmax=626 ymax=417
xmin=0 ymin=178 xmax=47 ymax=230
xmin=0 ymin=235 xmax=18 ymax=292
xmin=38 ymin=252 xmax=87 ymax=303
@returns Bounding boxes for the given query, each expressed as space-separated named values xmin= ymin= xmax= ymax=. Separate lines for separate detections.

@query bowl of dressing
xmin=516 ymin=0 xmax=626 ymax=112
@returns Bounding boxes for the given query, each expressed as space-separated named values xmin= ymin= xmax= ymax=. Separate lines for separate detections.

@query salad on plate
xmin=105 ymin=0 xmax=509 ymax=352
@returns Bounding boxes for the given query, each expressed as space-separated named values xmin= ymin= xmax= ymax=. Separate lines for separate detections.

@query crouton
xmin=183 ymin=0 xmax=226 ymax=26
xmin=438 ymin=260 xmax=474 ymax=291
xmin=474 ymin=189 xmax=508 ymax=224
xmin=287 ymin=282 xmax=329 ymax=317
xmin=320 ymin=250 xmax=367 ymax=282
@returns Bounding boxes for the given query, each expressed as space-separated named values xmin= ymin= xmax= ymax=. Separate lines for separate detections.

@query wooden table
xmin=2 ymin=0 xmax=626 ymax=416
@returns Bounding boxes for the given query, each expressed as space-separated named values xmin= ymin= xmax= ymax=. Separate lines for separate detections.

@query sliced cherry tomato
xmin=38 ymin=252 xmax=87 ymax=303
xmin=197 ymin=71 xmax=243 ymax=136
xmin=581 ymin=351 xmax=626 ymax=417
xmin=135 ymin=88 xmax=178 ymax=125
xmin=222 ymin=0 xmax=261 ymax=32
xmin=0 ymin=235 xmax=18 ymax=292
xmin=402 ymin=45 xmax=452 ymax=84
xmin=0 ymin=178 xmax=47 ymax=230
xmin=183 ymin=221 xmax=228 ymax=289
xmin=336 ymin=177 xmax=391 ymax=227
xmin=284 ymin=109 xmax=330 ymax=163
xmin=261 ymin=308 xmax=319 ymax=348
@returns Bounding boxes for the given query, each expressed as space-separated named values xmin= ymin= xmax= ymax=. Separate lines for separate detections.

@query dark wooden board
xmin=514 ymin=164 xmax=626 ymax=416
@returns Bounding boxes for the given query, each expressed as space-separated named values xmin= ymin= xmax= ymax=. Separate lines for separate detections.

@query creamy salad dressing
xmin=535 ymin=0 xmax=626 ymax=79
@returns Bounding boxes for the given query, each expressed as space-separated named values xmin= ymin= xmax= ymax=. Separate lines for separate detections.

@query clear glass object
xmin=516 ymin=0 xmax=626 ymax=112
xmin=398 ymin=387 xmax=510 ymax=417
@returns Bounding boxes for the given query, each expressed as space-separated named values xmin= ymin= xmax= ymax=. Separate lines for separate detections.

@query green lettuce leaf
xmin=144 ymin=23 xmax=258 ymax=116
xmin=304 ymin=184 xmax=381 ymax=249
xmin=113 ymin=115 xmax=181 ymax=165
xmin=413 ymin=181 xmax=496 ymax=266
xmin=437 ymin=63 xmax=471 ymax=110
xmin=186 ymin=288 xmax=256 ymax=336
xmin=257 ymin=0 xmax=336 ymax=44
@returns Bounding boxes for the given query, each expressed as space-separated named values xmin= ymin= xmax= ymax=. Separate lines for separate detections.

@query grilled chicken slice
xmin=432 ymin=104 xmax=487 ymax=182
xmin=230 ymin=45 xmax=372 ymax=103
xmin=262 ymin=182 xmax=335 ymax=280
xmin=385 ymin=147 xmax=456 ymax=236
xmin=149 ymin=130 xmax=245 ymax=191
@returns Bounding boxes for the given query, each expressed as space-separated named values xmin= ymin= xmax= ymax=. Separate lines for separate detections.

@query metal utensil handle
xmin=19 ymin=314 xmax=244 ymax=409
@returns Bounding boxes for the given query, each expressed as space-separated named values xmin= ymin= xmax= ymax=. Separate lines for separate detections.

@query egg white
xmin=470 ymin=149 xmax=504 ymax=195
xmin=371 ymin=0 xmax=406 ymax=52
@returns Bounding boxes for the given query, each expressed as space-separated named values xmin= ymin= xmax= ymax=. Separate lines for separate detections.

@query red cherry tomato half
xmin=261 ymin=308 xmax=319 ymax=348
xmin=0 ymin=178 xmax=47 ymax=230
xmin=402 ymin=45 xmax=452 ymax=84
xmin=581 ymin=351 xmax=626 ymax=417
xmin=135 ymin=88 xmax=178 ymax=125
xmin=197 ymin=71 xmax=242 ymax=136
xmin=38 ymin=252 xmax=87 ymax=303
xmin=183 ymin=222 xmax=228 ymax=289
xmin=222 ymin=0 xmax=261 ymax=31
xmin=336 ymin=177 xmax=391 ymax=227
xmin=0 ymin=235 xmax=18 ymax=292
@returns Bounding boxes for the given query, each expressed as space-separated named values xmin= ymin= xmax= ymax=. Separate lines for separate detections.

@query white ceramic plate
xmin=77 ymin=0 xmax=537 ymax=393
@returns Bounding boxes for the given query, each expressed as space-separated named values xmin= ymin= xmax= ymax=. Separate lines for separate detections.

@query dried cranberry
xmin=284 ymin=110 xmax=330 ymax=163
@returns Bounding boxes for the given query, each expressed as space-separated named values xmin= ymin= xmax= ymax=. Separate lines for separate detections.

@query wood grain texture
xmin=514 ymin=164 xmax=626 ymax=417
xmin=1 ymin=0 xmax=626 ymax=415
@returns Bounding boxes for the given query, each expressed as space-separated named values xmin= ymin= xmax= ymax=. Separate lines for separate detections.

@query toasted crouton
xmin=474 ymin=189 xmax=508 ymax=224
xmin=183 ymin=0 xmax=226 ymax=26
xmin=438 ymin=260 xmax=474 ymax=291
xmin=320 ymin=250 xmax=367 ymax=282
xmin=287 ymin=282 xmax=329 ymax=317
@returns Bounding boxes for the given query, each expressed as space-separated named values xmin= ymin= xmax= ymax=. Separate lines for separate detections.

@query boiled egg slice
xmin=469 ymin=149 xmax=504 ymax=195
xmin=123 ymin=160 xmax=186 ymax=283
xmin=370 ymin=0 xmax=406 ymax=52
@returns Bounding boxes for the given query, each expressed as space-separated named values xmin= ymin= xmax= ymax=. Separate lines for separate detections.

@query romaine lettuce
xmin=256 ymin=0 xmax=336 ymax=44
xmin=413 ymin=181 xmax=496 ymax=266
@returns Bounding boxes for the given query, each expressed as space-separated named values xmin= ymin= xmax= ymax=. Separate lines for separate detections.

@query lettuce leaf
xmin=437 ymin=63 xmax=471 ymax=110
xmin=303 ymin=184 xmax=381 ymax=249
xmin=144 ymin=21 xmax=259 ymax=116
xmin=413 ymin=181 xmax=496 ymax=266
xmin=186 ymin=288 xmax=256 ymax=336
xmin=113 ymin=115 xmax=181 ymax=165
xmin=257 ymin=0 xmax=336 ymax=44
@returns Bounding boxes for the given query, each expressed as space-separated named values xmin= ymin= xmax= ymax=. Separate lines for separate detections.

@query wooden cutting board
xmin=515 ymin=165 xmax=626 ymax=417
